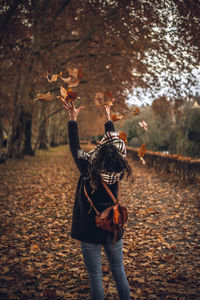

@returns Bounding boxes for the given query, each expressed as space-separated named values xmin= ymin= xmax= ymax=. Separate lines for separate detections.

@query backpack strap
xmin=84 ymin=180 xmax=121 ymax=215
xmin=101 ymin=180 xmax=121 ymax=204
xmin=84 ymin=185 xmax=100 ymax=215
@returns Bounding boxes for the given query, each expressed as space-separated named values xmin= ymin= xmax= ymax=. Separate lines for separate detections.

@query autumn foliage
xmin=0 ymin=145 xmax=199 ymax=299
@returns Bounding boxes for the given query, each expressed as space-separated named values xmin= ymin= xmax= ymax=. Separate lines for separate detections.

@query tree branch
xmin=0 ymin=0 xmax=24 ymax=41
xmin=0 ymin=0 xmax=23 ymax=30
xmin=57 ymin=6 xmax=120 ymax=68
xmin=51 ymin=0 xmax=72 ymax=23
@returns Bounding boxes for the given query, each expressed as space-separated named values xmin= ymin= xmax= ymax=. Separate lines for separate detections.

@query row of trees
xmin=123 ymin=95 xmax=200 ymax=158
xmin=0 ymin=0 xmax=200 ymax=158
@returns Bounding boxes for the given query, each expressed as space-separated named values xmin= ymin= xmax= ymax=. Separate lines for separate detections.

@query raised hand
xmin=102 ymin=104 xmax=111 ymax=121
xmin=61 ymin=101 xmax=84 ymax=121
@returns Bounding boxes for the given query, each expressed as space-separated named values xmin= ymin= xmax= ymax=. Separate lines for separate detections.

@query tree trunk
xmin=49 ymin=115 xmax=58 ymax=147
xmin=7 ymin=101 xmax=34 ymax=158
xmin=0 ymin=115 xmax=4 ymax=147
xmin=38 ymin=120 xmax=48 ymax=149
xmin=23 ymin=111 xmax=34 ymax=155
xmin=37 ymin=102 xmax=49 ymax=150
xmin=7 ymin=105 xmax=24 ymax=158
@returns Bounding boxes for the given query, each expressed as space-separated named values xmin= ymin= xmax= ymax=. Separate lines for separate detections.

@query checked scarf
xmin=78 ymin=131 xmax=126 ymax=185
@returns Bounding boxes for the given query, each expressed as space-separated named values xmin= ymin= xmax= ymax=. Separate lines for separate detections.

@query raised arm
xmin=60 ymin=101 xmax=89 ymax=175
xmin=102 ymin=104 xmax=115 ymax=132
xmin=61 ymin=101 xmax=84 ymax=158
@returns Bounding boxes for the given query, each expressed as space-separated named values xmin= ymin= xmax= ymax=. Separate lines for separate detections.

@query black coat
xmin=68 ymin=120 xmax=124 ymax=244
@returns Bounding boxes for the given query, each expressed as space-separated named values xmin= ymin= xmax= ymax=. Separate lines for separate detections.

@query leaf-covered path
xmin=0 ymin=145 xmax=199 ymax=300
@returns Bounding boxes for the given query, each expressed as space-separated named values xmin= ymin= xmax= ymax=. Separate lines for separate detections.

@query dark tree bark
xmin=0 ymin=115 xmax=4 ymax=147
xmin=7 ymin=106 xmax=24 ymax=158
xmin=38 ymin=120 xmax=48 ymax=150
xmin=23 ymin=111 xmax=34 ymax=155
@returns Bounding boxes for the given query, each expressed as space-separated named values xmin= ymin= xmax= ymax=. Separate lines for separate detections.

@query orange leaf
xmin=30 ymin=244 xmax=40 ymax=253
xmin=132 ymin=107 xmax=140 ymax=116
xmin=118 ymin=131 xmax=127 ymax=144
xmin=60 ymin=86 xmax=68 ymax=100
xmin=94 ymin=91 xmax=115 ymax=107
xmin=111 ymin=114 xmax=123 ymax=122
xmin=77 ymin=67 xmax=83 ymax=79
xmin=138 ymin=143 xmax=146 ymax=157
xmin=35 ymin=91 xmax=53 ymax=101
xmin=59 ymin=86 xmax=78 ymax=102
xmin=66 ymin=89 xmax=78 ymax=101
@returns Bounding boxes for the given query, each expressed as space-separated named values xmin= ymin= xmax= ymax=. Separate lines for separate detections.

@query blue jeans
xmin=81 ymin=239 xmax=130 ymax=300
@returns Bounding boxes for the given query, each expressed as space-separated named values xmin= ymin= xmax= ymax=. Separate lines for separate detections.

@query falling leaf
xmin=59 ymin=86 xmax=78 ymax=102
xmin=60 ymin=67 xmax=83 ymax=87
xmin=46 ymin=74 xmax=58 ymax=82
xmin=139 ymin=157 xmax=145 ymax=164
xmin=35 ymin=91 xmax=53 ymax=101
xmin=66 ymin=89 xmax=78 ymax=102
xmin=94 ymin=91 xmax=115 ymax=107
xmin=94 ymin=92 xmax=104 ymax=107
xmin=60 ymin=86 xmax=68 ymax=100
xmin=118 ymin=131 xmax=127 ymax=143
xmin=68 ymin=79 xmax=80 ymax=88
xmin=138 ymin=143 xmax=146 ymax=157
xmin=46 ymin=71 xmax=62 ymax=83
xmin=111 ymin=114 xmax=123 ymax=122
xmin=139 ymin=120 xmax=148 ymax=131
xmin=132 ymin=107 xmax=140 ymax=116
xmin=59 ymin=76 xmax=71 ymax=83
xmin=60 ymin=77 xmax=80 ymax=87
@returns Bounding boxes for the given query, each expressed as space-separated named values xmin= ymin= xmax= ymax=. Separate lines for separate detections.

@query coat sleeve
xmin=104 ymin=120 xmax=115 ymax=132
xmin=68 ymin=120 xmax=89 ymax=176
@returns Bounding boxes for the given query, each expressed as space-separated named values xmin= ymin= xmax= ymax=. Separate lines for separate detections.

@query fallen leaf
xmin=30 ymin=244 xmax=40 ymax=253
xmin=1 ymin=266 xmax=9 ymax=274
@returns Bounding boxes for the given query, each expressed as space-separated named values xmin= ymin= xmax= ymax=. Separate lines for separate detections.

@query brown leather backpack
xmin=84 ymin=180 xmax=128 ymax=233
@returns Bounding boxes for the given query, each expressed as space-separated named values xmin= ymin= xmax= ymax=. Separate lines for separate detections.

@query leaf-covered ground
xmin=0 ymin=145 xmax=199 ymax=300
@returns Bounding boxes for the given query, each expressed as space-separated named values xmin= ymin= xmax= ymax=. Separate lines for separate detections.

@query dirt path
xmin=0 ymin=145 xmax=199 ymax=299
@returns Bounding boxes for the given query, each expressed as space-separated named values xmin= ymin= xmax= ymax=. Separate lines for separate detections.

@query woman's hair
xmin=88 ymin=143 xmax=133 ymax=190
